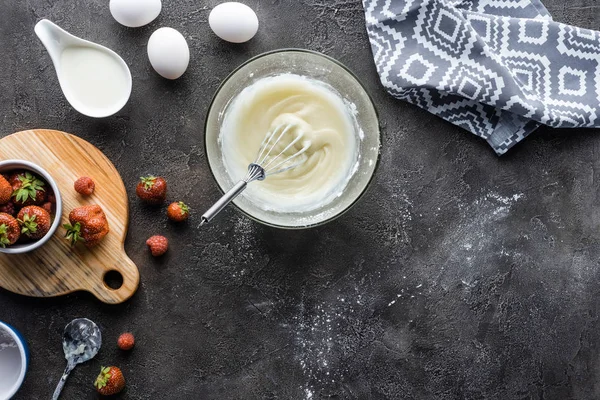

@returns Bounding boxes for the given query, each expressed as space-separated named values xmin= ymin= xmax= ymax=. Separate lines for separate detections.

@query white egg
xmin=147 ymin=28 xmax=190 ymax=79
xmin=209 ymin=2 xmax=259 ymax=43
xmin=110 ymin=0 xmax=161 ymax=28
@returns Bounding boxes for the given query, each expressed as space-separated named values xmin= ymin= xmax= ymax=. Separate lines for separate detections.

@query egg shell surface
xmin=110 ymin=0 xmax=162 ymax=28
xmin=209 ymin=2 xmax=259 ymax=43
xmin=147 ymin=27 xmax=190 ymax=80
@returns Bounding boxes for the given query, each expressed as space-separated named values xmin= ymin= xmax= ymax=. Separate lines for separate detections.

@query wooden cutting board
xmin=0 ymin=129 xmax=139 ymax=304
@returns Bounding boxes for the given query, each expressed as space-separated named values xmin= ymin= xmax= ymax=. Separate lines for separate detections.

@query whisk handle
xmin=201 ymin=180 xmax=248 ymax=225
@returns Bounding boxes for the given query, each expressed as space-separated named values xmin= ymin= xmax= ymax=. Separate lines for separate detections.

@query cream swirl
xmin=220 ymin=74 xmax=358 ymax=212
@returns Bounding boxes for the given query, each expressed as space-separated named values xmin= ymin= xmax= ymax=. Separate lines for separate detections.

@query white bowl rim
xmin=0 ymin=321 xmax=28 ymax=398
xmin=0 ymin=159 xmax=63 ymax=254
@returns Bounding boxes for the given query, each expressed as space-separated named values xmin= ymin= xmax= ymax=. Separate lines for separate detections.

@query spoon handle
xmin=52 ymin=364 xmax=74 ymax=400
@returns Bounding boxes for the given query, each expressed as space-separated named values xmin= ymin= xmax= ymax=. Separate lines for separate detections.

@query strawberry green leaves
xmin=140 ymin=176 xmax=157 ymax=190
xmin=94 ymin=366 xmax=111 ymax=389
xmin=18 ymin=213 xmax=38 ymax=236
xmin=12 ymin=172 xmax=45 ymax=203
xmin=63 ymin=222 xmax=84 ymax=246
xmin=0 ymin=224 xmax=10 ymax=248
xmin=177 ymin=201 xmax=189 ymax=215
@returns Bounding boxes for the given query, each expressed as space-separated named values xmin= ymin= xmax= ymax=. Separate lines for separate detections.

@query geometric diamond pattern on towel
xmin=362 ymin=0 xmax=600 ymax=154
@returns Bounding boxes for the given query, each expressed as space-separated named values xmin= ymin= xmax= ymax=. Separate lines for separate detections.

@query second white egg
xmin=110 ymin=0 xmax=161 ymax=28
xmin=209 ymin=2 xmax=259 ymax=43
xmin=147 ymin=27 xmax=190 ymax=80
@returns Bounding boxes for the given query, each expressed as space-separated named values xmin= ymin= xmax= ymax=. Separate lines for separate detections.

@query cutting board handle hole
xmin=103 ymin=270 xmax=124 ymax=290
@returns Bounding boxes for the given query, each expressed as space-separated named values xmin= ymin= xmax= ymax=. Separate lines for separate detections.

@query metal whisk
xmin=201 ymin=124 xmax=310 ymax=225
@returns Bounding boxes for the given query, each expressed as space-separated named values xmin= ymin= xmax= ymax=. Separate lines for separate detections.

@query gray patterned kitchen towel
xmin=363 ymin=0 xmax=600 ymax=154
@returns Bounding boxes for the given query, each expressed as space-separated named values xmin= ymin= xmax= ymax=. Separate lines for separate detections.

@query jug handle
xmin=34 ymin=19 xmax=69 ymax=66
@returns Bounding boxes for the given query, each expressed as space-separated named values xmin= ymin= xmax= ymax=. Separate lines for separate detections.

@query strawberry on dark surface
xmin=74 ymin=176 xmax=95 ymax=196
xmin=0 ymin=175 xmax=12 ymax=205
xmin=136 ymin=176 xmax=167 ymax=205
xmin=64 ymin=205 xmax=109 ymax=248
xmin=146 ymin=235 xmax=168 ymax=256
xmin=17 ymin=205 xmax=52 ymax=240
xmin=10 ymin=171 xmax=46 ymax=207
xmin=94 ymin=366 xmax=125 ymax=396
xmin=0 ymin=212 xmax=20 ymax=247
xmin=167 ymin=201 xmax=190 ymax=222
xmin=117 ymin=332 xmax=135 ymax=350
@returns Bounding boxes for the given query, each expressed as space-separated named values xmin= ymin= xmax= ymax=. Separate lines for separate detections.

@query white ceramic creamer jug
xmin=35 ymin=19 xmax=132 ymax=118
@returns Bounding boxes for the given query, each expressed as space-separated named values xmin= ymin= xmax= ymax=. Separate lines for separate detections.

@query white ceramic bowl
xmin=0 ymin=160 xmax=63 ymax=254
xmin=205 ymin=49 xmax=380 ymax=229
xmin=0 ymin=321 xmax=28 ymax=399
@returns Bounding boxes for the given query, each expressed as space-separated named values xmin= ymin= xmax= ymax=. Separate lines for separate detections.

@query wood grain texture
xmin=0 ymin=129 xmax=139 ymax=304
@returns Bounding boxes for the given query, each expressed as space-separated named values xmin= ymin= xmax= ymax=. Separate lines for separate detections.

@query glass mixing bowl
xmin=204 ymin=49 xmax=380 ymax=229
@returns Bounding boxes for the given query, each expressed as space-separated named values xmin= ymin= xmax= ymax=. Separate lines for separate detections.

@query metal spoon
xmin=52 ymin=318 xmax=102 ymax=400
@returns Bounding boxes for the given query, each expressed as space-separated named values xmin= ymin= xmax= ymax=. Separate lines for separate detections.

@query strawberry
xmin=42 ymin=202 xmax=53 ymax=214
xmin=74 ymin=176 xmax=95 ymax=196
xmin=146 ymin=235 xmax=168 ymax=256
xmin=64 ymin=205 xmax=110 ymax=248
xmin=47 ymin=188 xmax=56 ymax=204
xmin=10 ymin=171 xmax=46 ymax=207
xmin=117 ymin=332 xmax=135 ymax=350
xmin=167 ymin=201 xmax=190 ymax=222
xmin=17 ymin=205 xmax=52 ymax=240
xmin=136 ymin=176 xmax=167 ymax=205
xmin=0 ymin=175 xmax=11 ymax=205
xmin=94 ymin=366 xmax=125 ymax=396
xmin=0 ymin=213 xmax=20 ymax=247
xmin=7 ymin=171 xmax=26 ymax=187
xmin=0 ymin=201 xmax=16 ymax=216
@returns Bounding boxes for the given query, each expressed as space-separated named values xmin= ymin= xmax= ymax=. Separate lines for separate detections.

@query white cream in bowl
xmin=220 ymin=74 xmax=359 ymax=212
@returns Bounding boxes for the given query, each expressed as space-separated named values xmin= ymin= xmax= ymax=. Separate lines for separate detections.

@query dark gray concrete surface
xmin=2 ymin=0 xmax=600 ymax=399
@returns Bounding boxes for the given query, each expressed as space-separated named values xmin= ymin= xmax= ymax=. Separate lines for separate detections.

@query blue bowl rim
xmin=0 ymin=321 xmax=29 ymax=399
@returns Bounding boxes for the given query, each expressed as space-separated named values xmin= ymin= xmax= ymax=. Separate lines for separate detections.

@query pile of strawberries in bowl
xmin=0 ymin=160 xmax=62 ymax=254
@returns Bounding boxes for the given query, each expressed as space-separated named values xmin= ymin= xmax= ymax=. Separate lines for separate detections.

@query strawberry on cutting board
xmin=64 ymin=205 xmax=110 ymax=248
xmin=136 ymin=176 xmax=167 ymax=205
xmin=0 ymin=213 xmax=20 ymax=247
xmin=10 ymin=171 xmax=46 ymax=207
xmin=94 ymin=366 xmax=125 ymax=396
xmin=74 ymin=176 xmax=95 ymax=196
xmin=17 ymin=205 xmax=52 ymax=240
